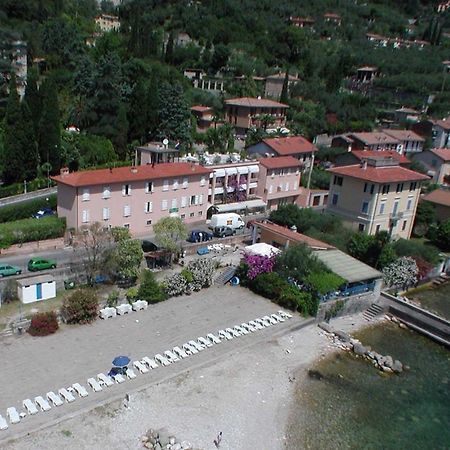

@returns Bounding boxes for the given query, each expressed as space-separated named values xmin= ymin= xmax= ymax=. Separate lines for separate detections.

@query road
xmin=0 ymin=187 xmax=57 ymax=208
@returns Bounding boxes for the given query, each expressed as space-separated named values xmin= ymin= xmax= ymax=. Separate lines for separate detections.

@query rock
xmin=181 ymin=441 xmax=192 ymax=450
xmin=172 ymin=444 xmax=182 ymax=450
xmin=149 ymin=437 xmax=157 ymax=445
xmin=399 ymin=323 xmax=408 ymax=329
xmin=404 ymin=365 xmax=410 ymax=371
xmin=318 ymin=322 xmax=334 ymax=334
xmin=367 ymin=351 xmax=375 ymax=359
xmin=335 ymin=330 xmax=351 ymax=342
xmin=393 ymin=360 xmax=403 ymax=373
xmin=308 ymin=369 xmax=324 ymax=380
xmin=353 ymin=342 xmax=366 ymax=355
xmin=169 ymin=437 xmax=176 ymax=445
xmin=382 ymin=366 xmax=393 ymax=373
xmin=147 ymin=429 xmax=156 ymax=438
xmin=142 ymin=436 xmax=149 ymax=443
xmin=159 ymin=432 xmax=170 ymax=446
xmin=384 ymin=355 xmax=394 ymax=368
xmin=144 ymin=443 xmax=154 ymax=449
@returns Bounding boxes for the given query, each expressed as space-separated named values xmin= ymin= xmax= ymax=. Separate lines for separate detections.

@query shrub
xmin=126 ymin=287 xmax=139 ymax=303
xmin=234 ymin=262 xmax=249 ymax=286
xmin=28 ymin=311 xmax=59 ymax=336
xmin=186 ymin=258 xmax=216 ymax=289
xmin=249 ymin=272 xmax=290 ymax=300
xmin=137 ymin=270 xmax=167 ymax=303
xmin=181 ymin=268 xmax=194 ymax=283
xmin=106 ymin=290 xmax=119 ymax=307
xmin=1 ymin=279 xmax=18 ymax=303
xmin=305 ymin=271 xmax=345 ymax=296
xmin=382 ymin=257 xmax=418 ymax=289
xmin=0 ymin=195 xmax=57 ymax=223
xmin=242 ymin=252 xmax=276 ymax=279
xmin=61 ymin=289 xmax=99 ymax=324
xmin=392 ymin=239 xmax=440 ymax=265
xmin=163 ymin=273 xmax=188 ymax=297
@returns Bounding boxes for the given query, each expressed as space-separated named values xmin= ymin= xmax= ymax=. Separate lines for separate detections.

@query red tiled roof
xmin=328 ymin=164 xmax=429 ymax=183
xmin=324 ymin=13 xmax=341 ymax=19
xmin=351 ymin=150 xmax=410 ymax=165
xmin=257 ymin=221 xmax=335 ymax=250
xmin=430 ymin=148 xmax=450 ymax=161
xmin=433 ymin=118 xmax=450 ymax=130
xmin=382 ymin=129 xmax=425 ymax=142
xmin=191 ymin=105 xmax=212 ymax=112
xmin=259 ymin=156 xmax=301 ymax=169
xmin=52 ymin=163 xmax=212 ymax=188
xmin=351 ymin=132 xmax=400 ymax=146
xmin=422 ymin=189 xmax=450 ymax=208
xmin=262 ymin=136 xmax=317 ymax=155
xmin=225 ymin=97 xmax=288 ymax=108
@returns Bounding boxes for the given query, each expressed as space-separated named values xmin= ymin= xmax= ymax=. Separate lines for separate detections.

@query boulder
xmin=142 ymin=436 xmax=149 ymax=443
xmin=169 ymin=437 xmax=176 ymax=445
xmin=392 ymin=360 xmax=403 ymax=373
xmin=384 ymin=355 xmax=394 ymax=368
xmin=335 ymin=330 xmax=351 ymax=342
xmin=144 ymin=443 xmax=154 ymax=449
xmin=181 ymin=442 xmax=192 ymax=450
xmin=159 ymin=432 xmax=170 ymax=446
xmin=382 ymin=366 xmax=393 ymax=373
xmin=172 ymin=444 xmax=182 ymax=450
xmin=353 ymin=342 xmax=366 ymax=356
xmin=318 ymin=322 xmax=334 ymax=334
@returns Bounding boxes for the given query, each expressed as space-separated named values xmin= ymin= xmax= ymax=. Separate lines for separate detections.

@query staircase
xmin=363 ymin=303 xmax=385 ymax=322
xmin=433 ymin=274 xmax=449 ymax=286
xmin=214 ymin=267 xmax=236 ymax=286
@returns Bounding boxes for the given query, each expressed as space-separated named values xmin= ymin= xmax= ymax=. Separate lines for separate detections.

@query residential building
xmin=412 ymin=148 xmax=450 ymax=185
xmin=422 ymin=189 xmax=450 ymax=221
xmin=191 ymin=105 xmax=215 ymax=132
xmin=95 ymin=14 xmax=120 ymax=32
xmin=335 ymin=150 xmax=411 ymax=168
xmin=395 ymin=107 xmax=421 ymax=123
xmin=323 ymin=13 xmax=341 ymax=26
xmin=264 ymin=72 xmax=299 ymax=100
xmin=9 ymin=40 xmax=27 ymax=98
xmin=247 ymin=135 xmax=317 ymax=168
xmin=296 ymin=188 xmax=328 ymax=210
xmin=224 ymin=97 xmax=288 ymax=134
xmin=52 ymin=164 xmax=211 ymax=234
xmin=412 ymin=117 xmax=450 ymax=148
xmin=382 ymin=129 xmax=425 ymax=153
xmin=256 ymin=157 xmax=302 ymax=210
xmin=327 ymin=157 xmax=429 ymax=239
xmin=356 ymin=66 xmax=378 ymax=83
xmin=290 ymin=16 xmax=315 ymax=28
xmin=136 ymin=142 xmax=180 ymax=165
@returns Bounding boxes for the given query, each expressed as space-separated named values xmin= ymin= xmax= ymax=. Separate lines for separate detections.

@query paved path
xmin=0 ymin=286 xmax=306 ymax=444
xmin=0 ymin=187 xmax=57 ymax=208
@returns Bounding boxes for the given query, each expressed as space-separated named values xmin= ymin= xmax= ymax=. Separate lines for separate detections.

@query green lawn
xmin=408 ymin=283 xmax=450 ymax=321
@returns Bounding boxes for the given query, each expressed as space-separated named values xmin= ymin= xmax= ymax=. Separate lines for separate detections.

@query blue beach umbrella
xmin=112 ymin=355 xmax=131 ymax=367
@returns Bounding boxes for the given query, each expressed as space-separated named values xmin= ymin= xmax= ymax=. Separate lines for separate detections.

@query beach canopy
xmin=112 ymin=355 xmax=130 ymax=367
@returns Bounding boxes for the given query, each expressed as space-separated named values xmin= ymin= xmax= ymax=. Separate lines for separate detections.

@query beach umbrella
xmin=112 ymin=355 xmax=131 ymax=367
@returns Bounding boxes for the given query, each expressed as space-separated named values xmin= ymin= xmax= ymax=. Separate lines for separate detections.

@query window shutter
xmin=285 ymin=182 xmax=289 ymax=191
xmin=82 ymin=188 xmax=90 ymax=201
xmin=123 ymin=205 xmax=131 ymax=217
xmin=173 ymin=179 xmax=179 ymax=190
xmin=171 ymin=198 xmax=177 ymax=208
xmin=103 ymin=207 xmax=110 ymax=220
xmin=199 ymin=194 xmax=204 ymax=204
xmin=162 ymin=200 xmax=168 ymax=210
xmin=183 ymin=177 xmax=188 ymax=188
xmin=122 ymin=185 xmax=126 ymax=196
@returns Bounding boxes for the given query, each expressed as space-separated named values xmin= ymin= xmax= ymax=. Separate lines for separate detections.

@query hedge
xmin=0 ymin=195 xmax=57 ymax=223
xmin=0 ymin=216 xmax=66 ymax=248
xmin=0 ymin=178 xmax=53 ymax=199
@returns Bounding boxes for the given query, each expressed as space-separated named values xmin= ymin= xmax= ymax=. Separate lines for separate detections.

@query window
xmin=145 ymin=201 xmax=152 ymax=213
xmin=181 ymin=196 xmax=187 ymax=208
xmin=363 ymin=183 xmax=368 ymax=193
xmin=333 ymin=175 xmax=343 ymax=186
xmin=358 ymin=223 xmax=365 ymax=232
xmin=380 ymin=202 xmax=386 ymax=214
xmin=182 ymin=177 xmax=188 ymax=189
xmin=190 ymin=195 xmax=198 ymax=206
xmin=332 ymin=193 xmax=339 ymax=206
xmin=396 ymin=183 xmax=404 ymax=193
xmin=382 ymin=184 xmax=390 ymax=195
xmin=123 ymin=223 xmax=130 ymax=229
xmin=102 ymin=207 xmax=110 ymax=221
xmin=173 ymin=179 xmax=179 ymax=190
xmin=402 ymin=220 xmax=407 ymax=231
xmin=269 ymin=185 xmax=273 ymax=194
xmin=376 ymin=224 xmax=381 ymax=233
xmin=123 ymin=205 xmax=131 ymax=217
xmin=171 ymin=198 xmax=177 ymax=209
xmin=362 ymin=201 xmax=369 ymax=214
xmin=82 ymin=209 xmax=90 ymax=223
xmin=181 ymin=214 xmax=186 ymax=219
xmin=122 ymin=184 xmax=131 ymax=196
xmin=392 ymin=200 xmax=399 ymax=215
xmin=190 ymin=212 xmax=195 ymax=217
xmin=409 ymin=181 xmax=417 ymax=191
xmin=102 ymin=186 xmax=111 ymax=199
xmin=82 ymin=188 xmax=90 ymax=201
xmin=198 ymin=211 xmax=203 ymax=216
xmin=313 ymin=196 xmax=320 ymax=206
xmin=370 ymin=184 xmax=375 ymax=194
xmin=163 ymin=180 xmax=169 ymax=191
xmin=199 ymin=194 xmax=204 ymax=204
xmin=161 ymin=200 xmax=168 ymax=210
xmin=145 ymin=182 xmax=153 ymax=193
xmin=146 ymin=220 xmax=152 ymax=226
xmin=200 ymin=176 xmax=206 ymax=186
xmin=406 ymin=198 xmax=413 ymax=210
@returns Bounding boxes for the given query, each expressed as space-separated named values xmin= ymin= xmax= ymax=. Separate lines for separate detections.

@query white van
xmin=209 ymin=213 xmax=245 ymax=230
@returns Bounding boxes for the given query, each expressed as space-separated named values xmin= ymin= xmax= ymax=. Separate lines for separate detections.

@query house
xmin=327 ymin=157 xmax=429 ymax=239
xmin=264 ymin=72 xmax=299 ymax=100
xmin=356 ymin=66 xmax=378 ymax=83
xmin=381 ymin=129 xmax=425 ymax=153
xmin=95 ymin=14 xmax=120 ymax=32
xmin=335 ymin=150 xmax=411 ymax=168
xmin=412 ymin=148 xmax=450 ymax=185
xmin=224 ymin=97 xmax=289 ymax=135
xmin=422 ymin=189 xmax=450 ymax=221
xmin=10 ymin=40 xmax=27 ymax=98
xmin=296 ymin=188 xmax=329 ymax=210
xmin=175 ymin=32 xmax=193 ymax=47
xmin=395 ymin=107 xmax=421 ymax=123
xmin=247 ymin=136 xmax=317 ymax=167
xmin=136 ymin=142 xmax=180 ymax=165
xmin=191 ymin=105 xmax=215 ymax=132
xmin=290 ymin=16 xmax=315 ymax=28
xmin=323 ymin=13 xmax=341 ymax=26
xmin=256 ymin=157 xmax=302 ymax=210
xmin=52 ymin=164 xmax=211 ymax=234
xmin=412 ymin=117 xmax=450 ymax=148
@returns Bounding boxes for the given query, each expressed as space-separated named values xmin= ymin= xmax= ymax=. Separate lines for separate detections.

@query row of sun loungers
xmin=99 ymin=300 xmax=149 ymax=319
xmin=1 ymin=310 xmax=292 ymax=429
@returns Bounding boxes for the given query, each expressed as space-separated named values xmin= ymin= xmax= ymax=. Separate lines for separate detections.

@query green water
xmin=412 ymin=283 xmax=450 ymax=321
xmin=287 ymin=323 xmax=450 ymax=450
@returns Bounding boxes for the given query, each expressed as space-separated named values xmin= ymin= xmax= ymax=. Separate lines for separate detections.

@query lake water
xmin=286 ymin=322 xmax=450 ymax=449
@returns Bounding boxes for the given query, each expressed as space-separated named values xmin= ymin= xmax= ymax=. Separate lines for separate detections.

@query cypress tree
xmin=21 ymin=100 xmax=39 ymax=180
xmin=280 ymin=70 xmax=290 ymax=103
xmin=114 ymin=103 xmax=129 ymax=160
xmin=128 ymin=80 xmax=149 ymax=143
xmin=165 ymin=31 xmax=174 ymax=63
xmin=24 ymin=67 xmax=41 ymax=135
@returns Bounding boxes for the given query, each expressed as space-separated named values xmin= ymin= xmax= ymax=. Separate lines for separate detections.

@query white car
xmin=154 ymin=354 xmax=171 ymax=366
xmin=226 ymin=327 xmax=241 ymax=337
xmin=262 ymin=315 xmax=277 ymax=325
xmin=46 ymin=391 xmax=63 ymax=407
xmin=164 ymin=350 xmax=180 ymax=363
xmin=278 ymin=310 xmax=293 ymax=319
xmin=218 ymin=329 xmax=233 ymax=340
xmin=248 ymin=320 xmax=263 ymax=330
xmin=242 ymin=322 xmax=255 ymax=332
xmin=189 ymin=340 xmax=204 ymax=351
xmin=23 ymin=399 xmax=38 ymax=415
xmin=182 ymin=343 xmax=197 ymax=355
xmin=234 ymin=325 xmax=249 ymax=335
xmin=207 ymin=333 xmax=221 ymax=344
xmin=35 ymin=396 xmax=52 ymax=411
xmin=198 ymin=336 xmax=213 ymax=348
xmin=173 ymin=346 xmax=188 ymax=359
xmin=271 ymin=313 xmax=285 ymax=323
xmin=142 ymin=356 xmax=158 ymax=369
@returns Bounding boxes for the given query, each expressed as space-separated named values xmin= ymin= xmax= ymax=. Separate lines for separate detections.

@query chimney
xmin=131 ymin=166 xmax=138 ymax=174
xmin=60 ymin=167 xmax=69 ymax=176
xmin=360 ymin=160 xmax=368 ymax=169
xmin=109 ymin=167 xmax=113 ymax=173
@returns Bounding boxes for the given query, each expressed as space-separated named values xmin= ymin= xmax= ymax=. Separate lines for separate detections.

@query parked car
xmin=141 ymin=240 xmax=158 ymax=252
xmin=187 ymin=230 xmax=213 ymax=243
xmin=0 ymin=264 xmax=22 ymax=277
xmin=27 ymin=258 xmax=57 ymax=272
xmin=32 ymin=207 xmax=54 ymax=219
xmin=209 ymin=213 xmax=245 ymax=230
xmin=213 ymin=226 xmax=235 ymax=238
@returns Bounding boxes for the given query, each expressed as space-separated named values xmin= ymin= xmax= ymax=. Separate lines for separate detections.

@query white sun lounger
xmin=34 ymin=396 xmax=51 ymax=412
xmin=116 ymin=303 xmax=132 ymax=315
xmin=218 ymin=329 xmax=233 ymax=340
xmin=87 ymin=378 xmax=103 ymax=392
xmin=23 ymin=399 xmax=38 ymax=415
xmin=226 ymin=327 xmax=241 ymax=337
xmin=112 ymin=374 xmax=126 ymax=384
xmin=234 ymin=325 xmax=249 ymax=335
xmin=198 ymin=336 xmax=213 ymax=348
xmin=133 ymin=360 xmax=149 ymax=374
xmin=249 ymin=320 xmax=263 ymax=330
xmin=278 ymin=310 xmax=293 ymax=319
xmin=58 ymin=388 xmax=75 ymax=403
xmin=256 ymin=318 xmax=271 ymax=327
xmin=242 ymin=323 xmax=255 ymax=332
xmin=263 ymin=315 xmax=277 ymax=325
xmin=46 ymin=391 xmax=63 ymax=407
xmin=72 ymin=383 xmax=89 ymax=398
xmin=271 ymin=313 xmax=285 ymax=322
xmin=154 ymin=354 xmax=170 ymax=366
xmin=0 ymin=414 xmax=8 ymax=430
xmin=97 ymin=373 xmax=114 ymax=387
xmin=207 ymin=333 xmax=221 ymax=344
xmin=182 ymin=343 xmax=197 ymax=355
xmin=132 ymin=300 xmax=148 ymax=311
xmin=164 ymin=350 xmax=179 ymax=363
xmin=6 ymin=407 xmax=20 ymax=424
xmin=142 ymin=356 xmax=159 ymax=369
xmin=126 ymin=368 xmax=137 ymax=380
xmin=189 ymin=340 xmax=204 ymax=351
xmin=173 ymin=346 xmax=188 ymax=359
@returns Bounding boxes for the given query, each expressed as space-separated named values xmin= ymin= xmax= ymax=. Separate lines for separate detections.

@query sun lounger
xmin=262 ymin=315 xmax=277 ymax=325
xmin=234 ymin=325 xmax=249 ymax=335
xmin=189 ymin=340 xmax=204 ymax=351
xmin=182 ymin=343 xmax=196 ymax=355
xmin=23 ymin=399 xmax=38 ymax=415
xmin=198 ymin=336 xmax=213 ymax=348
xmin=242 ymin=323 xmax=255 ymax=332
xmin=154 ymin=354 xmax=170 ymax=366
xmin=58 ymin=388 xmax=76 ymax=403
xmin=116 ymin=303 xmax=133 ymax=315
xmin=0 ymin=414 xmax=8 ymax=430
xmin=132 ymin=300 xmax=148 ymax=311
xmin=133 ymin=360 xmax=149 ymax=374
xmin=142 ymin=356 xmax=159 ymax=369
xmin=278 ymin=310 xmax=293 ymax=319
xmin=126 ymin=368 xmax=137 ymax=379
xmin=6 ymin=407 xmax=20 ymax=424
xmin=218 ymin=329 xmax=233 ymax=340
xmin=248 ymin=320 xmax=263 ymax=330
xmin=256 ymin=318 xmax=270 ymax=327
xmin=87 ymin=378 xmax=103 ymax=392
xmin=226 ymin=327 xmax=241 ymax=337
xmin=112 ymin=373 xmax=126 ymax=384
xmin=97 ymin=373 xmax=114 ymax=387
xmin=271 ymin=313 xmax=284 ymax=322
xmin=72 ymin=383 xmax=89 ymax=398
xmin=173 ymin=346 xmax=188 ymax=358
xmin=164 ymin=350 xmax=179 ymax=363
xmin=46 ymin=391 xmax=63 ymax=407
xmin=34 ymin=396 xmax=51 ymax=412
xmin=206 ymin=333 xmax=221 ymax=344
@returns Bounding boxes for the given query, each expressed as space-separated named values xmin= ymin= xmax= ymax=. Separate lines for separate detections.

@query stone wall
xmin=317 ymin=291 xmax=379 ymax=321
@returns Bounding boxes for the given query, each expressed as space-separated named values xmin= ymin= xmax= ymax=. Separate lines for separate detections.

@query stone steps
xmin=363 ymin=303 xmax=384 ymax=322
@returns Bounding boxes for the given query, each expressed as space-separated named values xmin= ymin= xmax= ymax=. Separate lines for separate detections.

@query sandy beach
xmin=3 ymin=305 xmax=373 ymax=450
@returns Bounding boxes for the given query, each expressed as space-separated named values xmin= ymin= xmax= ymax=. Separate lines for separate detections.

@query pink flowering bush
xmin=242 ymin=252 xmax=276 ymax=280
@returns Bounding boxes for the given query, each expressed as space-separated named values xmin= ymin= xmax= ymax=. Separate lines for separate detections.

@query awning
xmin=215 ymin=198 xmax=266 ymax=213
xmin=225 ymin=167 xmax=238 ymax=175
xmin=213 ymin=168 xmax=226 ymax=178
xmin=237 ymin=166 xmax=249 ymax=175
xmin=249 ymin=165 xmax=259 ymax=173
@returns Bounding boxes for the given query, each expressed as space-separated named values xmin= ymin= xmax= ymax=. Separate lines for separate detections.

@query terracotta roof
xmin=382 ymin=129 xmax=425 ymax=142
xmin=262 ymin=136 xmax=317 ymax=155
xmin=351 ymin=132 xmax=400 ymax=146
xmin=328 ymin=164 xmax=429 ymax=183
xmin=52 ymin=163 xmax=211 ymax=188
xmin=224 ymin=97 xmax=288 ymax=108
xmin=395 ymin=107 xmax=419 ymax=114
xmin=422 ymin=189 xmax=450 ymax=208
xmin=430 ymin=148 xmax=450 ymax=161
xmin=257 ymin=221 xmax=335 ymax=250
xmin=266 ymin=72 xmax=299 ymax=81
xmin=357 ymin=66 xmax=378 ymax=71
xmin=324 ymin=13 xmax=341 ymax=19
xmin=434 ymin=119 xmax=450 ymax=131
xmin=259 ymin=156 xmax=301 ymax=169
xmin=351 ymin=150 xmax=410 ymax=165
xmin=191 ymin=105 xmax=212 ymax=112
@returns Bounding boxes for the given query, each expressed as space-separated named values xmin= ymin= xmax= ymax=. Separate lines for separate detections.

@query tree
xmin=128 ymin=80 xmax=150 ymax=143
xmin=112 ymin=238 xmax=143 ymax=280
xmin=137 ymin=270 xmax=167 ymax=303
xmin=113 ymin=103 xmax=129 ymax=159
xmin=280 ymin=70 xmax=289 ymax=103
xmin=153 ymin=217 xmax=188 ymax=261
xmin=431 ymin=219 xmax=450 ymax=251
xmin=20 ymin=101 xmax=39 ymax=180
xmin=61 ymin=288 xmax=99 ymax=324
xmin=24 ymin=67 xmax=41 ymax=135
xmin=210 ymin=44 xmax=230 ymax=73
xmin=413 ymin=201 xmax=437 ymax=237
xmin=38 ymin=78 xmax=61 ymax=174
xmin=382 ymin=257 xmax=418 ymax=290
xmin=165 ymin=31 xmax=174 ymax=63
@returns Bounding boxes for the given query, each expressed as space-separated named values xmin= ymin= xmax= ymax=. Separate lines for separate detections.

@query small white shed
xmin=17 ymin=275 xmax=56 ymax=304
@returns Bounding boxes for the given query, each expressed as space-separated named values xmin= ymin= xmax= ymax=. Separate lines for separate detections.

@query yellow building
xmin=327 ymin=157 xmax=429 ymax=239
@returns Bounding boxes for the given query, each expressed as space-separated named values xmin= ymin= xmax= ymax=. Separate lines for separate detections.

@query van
xmin=209 ymin=213 xmax=245 ymax=230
